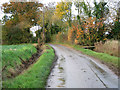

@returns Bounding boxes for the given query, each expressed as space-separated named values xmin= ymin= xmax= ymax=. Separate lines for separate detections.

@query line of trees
xmin=1 ymin=0 xmax=120 ymax=45
xmin=2 ymin=2 xmax=43 ymax=44
xmin=53 ymin=0 xmax=120 ymax=45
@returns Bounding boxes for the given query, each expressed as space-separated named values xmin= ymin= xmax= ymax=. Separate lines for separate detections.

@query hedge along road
xmin=46 ymin=44 xmax=118 ymax=88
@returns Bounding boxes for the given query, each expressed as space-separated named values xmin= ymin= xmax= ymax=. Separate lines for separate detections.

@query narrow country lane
xmin=46 ymin=44 xmax=118 ymax=88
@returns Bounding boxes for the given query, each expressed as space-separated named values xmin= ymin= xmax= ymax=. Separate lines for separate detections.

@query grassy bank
xmin=52 ymin=42 xmax=118 ymax=71
xmin=2 ymin=44 xmax=37 ymax=79
xmin=3 ymin=45 xmax=55 ymax=88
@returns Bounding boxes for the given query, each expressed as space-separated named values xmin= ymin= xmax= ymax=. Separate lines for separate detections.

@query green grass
xmin=3 ymin=45 xmax=55 ymax=88
xmin=51 ymin=42 xmax=118 ymax=68
xmin=2 ymin=44 xmax=37 ymax=78
xmin=73 ymin=45 xmax=118 ymax=67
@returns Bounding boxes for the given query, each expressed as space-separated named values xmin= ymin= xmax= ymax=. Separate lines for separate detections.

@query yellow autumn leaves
xmin=55 ymin=1 xmax=72 ymax=19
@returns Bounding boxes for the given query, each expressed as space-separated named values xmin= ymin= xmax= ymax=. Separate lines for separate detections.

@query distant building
xmin=30 ymin=26 xmax=41 ymax=37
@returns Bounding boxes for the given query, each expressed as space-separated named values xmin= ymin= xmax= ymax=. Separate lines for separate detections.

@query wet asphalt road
xmin=46 ymin=44 xmax=118 ymax=88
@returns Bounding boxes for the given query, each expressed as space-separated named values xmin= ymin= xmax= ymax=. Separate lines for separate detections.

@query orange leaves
xmin=18 ymin=2 xmax=21 ymax=7
xmin=68 ymin=17 xmax=106 ymax=45
xmin=74 ymin=39 xmax=79 ymax=45
xmin=76 ymin=35 xmax=79 ymax=39
xmin=56 ymin=32 xmax=62 ymax=40
xmin=89 ymin=37 xmax=90 ymax=40
xmin=76 ymin=26 xmax=84 ymax=39
xmin=68 ymin=28 xmax=75 ymax=42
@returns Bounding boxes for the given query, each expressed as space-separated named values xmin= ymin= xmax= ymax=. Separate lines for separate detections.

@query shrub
xmin=56 ymin=32 xmax=68 ymax=43
xmin=68 ymin=27 xmax=76 ymax=44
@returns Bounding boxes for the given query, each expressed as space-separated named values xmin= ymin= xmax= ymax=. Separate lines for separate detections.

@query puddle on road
xmin=79 ymin=55 xmax=87 ymax=59
xmin=46 ymin=55 xmax=66 ymax=88
xmin=61 ymin=55 xmax=65 ymax=60
xmin=69 ymin=55 xmax=72 ymax=57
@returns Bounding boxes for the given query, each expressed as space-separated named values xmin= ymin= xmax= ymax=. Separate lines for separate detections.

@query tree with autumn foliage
xmin=68 ymin=17 xmax=107 ymax=46
xmin=2 ymin=2 xmax=43 ymax=26
xmin=2 ymin=1 xmax=43 ymax=44
xmin=55 ymin=1 xmax=72 ymax=27
xmin=36 ymin=2 xmax=63 ymax=43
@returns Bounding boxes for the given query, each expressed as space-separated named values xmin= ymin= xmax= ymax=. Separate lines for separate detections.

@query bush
xmin=68 ymin=27 xmax=76 ymax=44
xmin=2 ymin=26 xmax=32 ymax=45
xmin=56 ymin=32 xmax=68 ymax=43
xmin=67 ymin=17 xmax=106 ymax=46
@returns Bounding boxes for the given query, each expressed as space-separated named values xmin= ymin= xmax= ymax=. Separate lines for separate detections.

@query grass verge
xmin=2 ymin=45 xmax=55 ymax=88
xmin=2 ymin=44 xmax=37 ymax=79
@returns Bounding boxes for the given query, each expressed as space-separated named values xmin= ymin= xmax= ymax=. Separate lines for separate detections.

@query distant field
xmin=2 ymin=44 xmax=37 ymax=79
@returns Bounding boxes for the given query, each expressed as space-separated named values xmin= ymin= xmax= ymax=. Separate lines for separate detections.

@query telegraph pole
xmin=38 ymin=4 xmax=45 ymax=47
xmin=42 ymin=5 xmax=45 ymax=44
